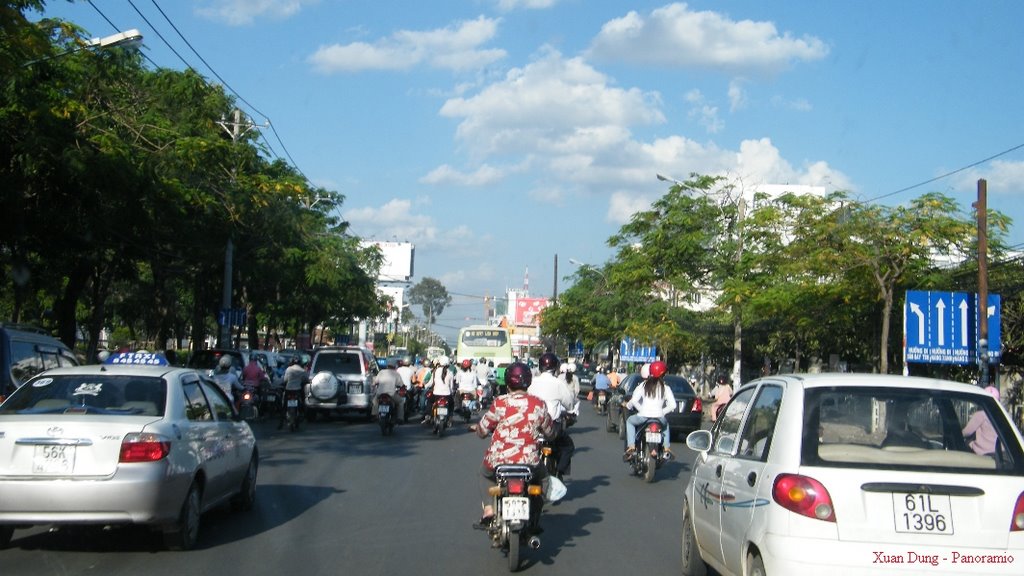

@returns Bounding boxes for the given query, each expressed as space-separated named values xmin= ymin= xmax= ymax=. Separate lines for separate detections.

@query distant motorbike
xmin=431 ymin=395 xmax=451 ymax=437
xmin=482 ymin=464 xmax=544 ymax=572
xmin=397 ymin=384 xmax=412 ymax=423
xmin=458 ymin=391 xmax=480 ymax=423
xmin=594 ymin=390 xmax=608 ymax=415
xmin=283 ymin=388 xmax=302 ymax=432
xmin=238 ymin=385 xmax=259 ymax=421
xmin=260 ymin=382 xmax=281 ymax=418
xmin=625 ymin=418 xmax=668 ymax=483
xmin=378 ymin=393 xmax=396 ymax=436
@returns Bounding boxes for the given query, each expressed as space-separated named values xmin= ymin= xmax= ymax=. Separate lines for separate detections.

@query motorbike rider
xmin=622 ymin=360 xmax=677 ymax=459
xmin=242 ymin=356 xmax=268 ymax=389
xmin=475 ymin=358 xmax=493 ymax=402
xmin=373 ymin=362 xmax=406 ymax=422
xmin=527 ymin=352 xmax=577 ymax=479
xmin=593 ymin=366 xmax=611 ymax=407
xmin=470 ymin=361 xmax=555 ymax=528
xmin=212 ymin=355 xmax=244 ymax=405
xmin=414 ymin=358 xmax=433 ymax=413
xmin=278 ymin=355 xmax=309 ymax=429
xmin=710 ymin=374 xmax=733 ymax=423
xmin=423 ymin=356 xmax=454 ymax=422
xmin=456 ymin=358 xmax=482 ymax=412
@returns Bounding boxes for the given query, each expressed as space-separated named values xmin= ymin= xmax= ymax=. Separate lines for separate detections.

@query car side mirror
xmin=686 ymin=429 xmax=713 ymax=452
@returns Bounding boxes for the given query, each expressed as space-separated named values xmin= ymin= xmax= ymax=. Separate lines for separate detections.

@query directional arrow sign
xmin=904 ymin=290 xmax=1001 ymax=365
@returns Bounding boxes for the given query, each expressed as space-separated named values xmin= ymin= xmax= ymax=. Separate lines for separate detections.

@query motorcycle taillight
xmin=507 ymin=479 xmax=526 ymax=495
xmin=648 ymin=422 xmax=662 ymax=433
xmin=437 ymin=397 xmax=449 ymax=406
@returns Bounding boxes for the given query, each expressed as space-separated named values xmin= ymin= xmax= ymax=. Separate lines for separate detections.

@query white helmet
xmin=640 ymin=363 xmax=651 ymax=379
xmin=437 ymin=356 xmax=451 ymax=367
xmin=558 ymin=363 xmax=570 ymax=374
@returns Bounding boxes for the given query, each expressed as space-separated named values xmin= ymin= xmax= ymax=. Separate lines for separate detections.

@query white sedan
xmin=681 ymin=373 xmax=1024 ymax=576
xmin=0 ymin=352 xmax=258 ymax=550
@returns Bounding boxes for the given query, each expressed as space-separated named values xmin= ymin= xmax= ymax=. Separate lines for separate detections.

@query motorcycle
xmin=458 ymin=391 xmax=479 ymax=423
xmin=377 ymin=393 xmax=396 ymax=436
xmin=432 ymin=395 xmax=451 ymax=437
xmin=260 ymin=381 xmax=281 ymax=418
xmin=483 ymin=464 xmax=544 ymax=572
xmin=595 ymin=390 xmax=608 ymax=415
xmin=283 ymin=388 xmax=302 ymax=432
xmin=625 ymin=418 xmax=669 ymax=483
xmin=238 ymin=385 xmax=259 ymax=421
xmin=397 ymin=384 xmax=412 ymax=423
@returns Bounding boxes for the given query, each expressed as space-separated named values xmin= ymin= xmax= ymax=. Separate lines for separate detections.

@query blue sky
xmin=40 ymin=1 xmax=1024 ymax=344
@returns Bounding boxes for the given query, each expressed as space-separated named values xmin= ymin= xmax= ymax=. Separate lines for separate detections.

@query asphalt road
xmin=0 ymin=401 xmax=699 ymax=576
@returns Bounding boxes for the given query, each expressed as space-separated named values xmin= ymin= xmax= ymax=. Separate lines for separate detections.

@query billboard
xmin=514 ymin=297 xmax=549 ymax=326
xmin=362 ymin=241 xmax=415 ymax=283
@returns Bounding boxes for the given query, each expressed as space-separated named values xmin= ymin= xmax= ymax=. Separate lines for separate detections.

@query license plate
xmin=436 ymin=407 xmax=448 ymax=416
xmin=893 ymin=493 xmax=953 ymax=534
xmin=266 ymin=394 xmax=276 ymax=402
xmin=646 ymin=431 xmax=662 ymax=444
xmin=379 ymin=404 xmax=390 ymax=414
xmin=287 ymin=399 xmax=299 ymax=408
xmin=503 ymin=496 xmax=530 ymax=521
xmin=33 ymin=444 xmax=75 ymax=475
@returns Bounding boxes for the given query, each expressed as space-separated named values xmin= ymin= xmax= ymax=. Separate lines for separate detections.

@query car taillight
xmin=691 ymin=397 xmax=703 ymax=413
xmin=772 ymin=473 xmax=836 ymax=522
xmin=1011 ymin=492 xmax=1024 ymax=531
xmin=507 ymin=479 xmax=526 ymax=495
xmin=120 ymin=433 xmax=171 ymax=463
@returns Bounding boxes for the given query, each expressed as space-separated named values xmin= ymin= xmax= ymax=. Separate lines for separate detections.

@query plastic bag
xmin=544 ymin=475 xmax=567 ymax=503
xmin=587 ymin=390 xmax=593 ymax=401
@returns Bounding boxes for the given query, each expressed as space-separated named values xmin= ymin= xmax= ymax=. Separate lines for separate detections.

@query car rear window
xmin=802 ymin=386 xmax=1024 ymax=474
xmin=0 ymin=375 xmax=167 ymax=416
xmin=313 ymin=352 xmax=363 ymax=376
xmin=664 ymin=376 xmax=695 ymax=396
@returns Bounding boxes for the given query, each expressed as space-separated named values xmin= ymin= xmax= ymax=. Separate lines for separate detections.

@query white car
xmin=681 ymin=373 xmax=1024 ymax=576
xmin=0 ymin=352 xmax=258 ymax=550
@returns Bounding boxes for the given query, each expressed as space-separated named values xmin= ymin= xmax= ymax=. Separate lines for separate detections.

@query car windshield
xmin=313 ymin=352 xmax=362 ymax=376
xmin=803 ymin=386 xmax=1024 ymax=474
xmin=0 ymin=375 xmax=167 ymax=416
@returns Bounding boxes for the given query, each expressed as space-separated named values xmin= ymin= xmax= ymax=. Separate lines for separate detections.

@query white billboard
xmin=363 ymin=241 xmax=415 ymax=283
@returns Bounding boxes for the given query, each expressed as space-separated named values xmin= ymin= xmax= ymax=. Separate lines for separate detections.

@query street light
xmin=23 ymin=29 xmax=143 ymax=67
xmin=656 ymin=173 xmax=685 ymax=186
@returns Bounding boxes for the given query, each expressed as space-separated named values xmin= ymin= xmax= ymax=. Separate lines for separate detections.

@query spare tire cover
xmin=310 ymin=371 xmax=339 ymax=401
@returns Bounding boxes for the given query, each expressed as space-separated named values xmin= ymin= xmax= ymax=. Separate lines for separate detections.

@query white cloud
xmin=496 ymin=0 xmax=559 ymax=11
xmin=309 ymin=16 xmax=506 ymax=73
xmin=728 ymin=78 xmax=748 ymax=112
xmin=607 ymin=192 xmax=657 ymax=225
xmin=344 ymin=198 xmax=487 ymax=254
xmin=684 ymin=89 xmax=723 ymax=133
xmin=587 ymin=3 xmax=829 ymax=74
xmin=419 ymin=164 xmax=507 ymax=186
xmin=771 ymin=95 xmax=813 ymax=111
xmin=196 ymin=0 xmax=315 ymax=26
xmin=954 ymin=160 xmax=1024 ymax=197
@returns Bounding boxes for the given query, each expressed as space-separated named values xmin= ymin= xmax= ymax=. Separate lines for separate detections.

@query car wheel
xmin=681 ymin=504 xmax=706 ymax=576
xmin=164 ymin=480 xmax=202 ymax=551
xmin=746 ymin=552 xmax=766 ymax=576
xmin=231 ymin=453 xmax=258 ymax=512
xmin=0 ymin=526 xmax=13 ymax=549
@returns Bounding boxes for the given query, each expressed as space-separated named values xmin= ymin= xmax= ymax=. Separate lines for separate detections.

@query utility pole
xmin=215 ymin=109 xmax=262 ymax=348
xmin=976 ymin=179 xmax=989 ymax=387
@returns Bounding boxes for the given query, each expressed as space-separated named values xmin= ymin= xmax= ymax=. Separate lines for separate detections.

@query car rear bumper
xmin=760 ymin=532 xmax=1023 ymax=575
xmin=305 ymin=393 xmax=371 ymax=412
xmin=0 ymin=462 xmax=190 ymax=526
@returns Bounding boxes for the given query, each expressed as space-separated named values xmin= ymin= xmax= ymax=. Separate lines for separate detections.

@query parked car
xmin=681 ymin=373 xmax=1024 ymax=576
xmin=305 ymin=346 xmax=379 ymax=421
xmin=0 ymin=323 xmax=79 ymax=402
xmin=611 ymin=374 xmax=702 ymax=440
xmin=0 ymin=351 xmax=258 ymax=550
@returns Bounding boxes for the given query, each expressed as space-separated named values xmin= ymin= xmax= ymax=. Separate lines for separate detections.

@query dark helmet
xmin=290 ymin=355 xmax=301 ymax=366
xmin=505 ymin=362 xmax=533 ymax=390
xmin=538 ymin=352 xmax=560 ymax=373
xmin=649 ymin=360 xmax=668 ymax=379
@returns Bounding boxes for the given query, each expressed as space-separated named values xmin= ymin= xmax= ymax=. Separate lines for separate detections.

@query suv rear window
xmin=313 ymin=352 xmax=363 ymax=376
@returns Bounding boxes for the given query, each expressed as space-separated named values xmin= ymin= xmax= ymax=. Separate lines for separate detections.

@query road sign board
xmin=903 ymin=290 xmax=1000 ymax=365
xmin=619 ymin=336 xmax=657 ymax=363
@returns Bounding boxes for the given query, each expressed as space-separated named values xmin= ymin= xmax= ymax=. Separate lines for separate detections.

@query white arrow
xmin=959 ymin=299 xmax=968 ymax=347
xmin=936 ymin=299 xmax=946 ymax=346
xmin=910 ymin=302 xmax=925 ymax=344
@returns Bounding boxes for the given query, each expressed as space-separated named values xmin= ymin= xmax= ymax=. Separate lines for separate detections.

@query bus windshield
xmin=456 ymin=326 xmax=513 ymax=367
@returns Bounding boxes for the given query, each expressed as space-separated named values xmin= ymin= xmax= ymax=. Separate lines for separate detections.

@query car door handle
xmin=747 ymin=471 xmax=757 ymax=487
xmin=716 ymin=464 xmax=723 ymax=478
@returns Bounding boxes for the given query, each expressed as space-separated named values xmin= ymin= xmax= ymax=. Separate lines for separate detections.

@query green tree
xmin=408 ymin=277 xmax=451 ymax=335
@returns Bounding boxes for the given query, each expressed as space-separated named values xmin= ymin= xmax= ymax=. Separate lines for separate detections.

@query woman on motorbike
xmin=622 ymin=360 xmax=677 ymax=459
xmin=710 ymin=374 xmax=733 ymax=423
xmin=470 ymin=362 xmax=555 ymax=528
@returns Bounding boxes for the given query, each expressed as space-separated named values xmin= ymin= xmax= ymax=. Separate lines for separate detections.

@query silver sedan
xmin=0 ymin=354 xmax=258 ymax=550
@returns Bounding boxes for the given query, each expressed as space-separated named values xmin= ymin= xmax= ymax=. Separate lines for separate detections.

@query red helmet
xmin=538 ymin=352 xmax=560 ymax=373
xmin=649 ymin=360 xmax=667 ymax=379
xmin=461 ymin=359 xmax=472 ymax=370
xmin=505 ymin=362 xmax=533 ymax=390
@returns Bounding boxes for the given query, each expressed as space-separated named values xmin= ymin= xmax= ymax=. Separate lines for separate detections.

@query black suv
xmin=306 ymin=346 xmax=378 ymax=420
xmin=0 ymin=324 xmax=79 ymax=400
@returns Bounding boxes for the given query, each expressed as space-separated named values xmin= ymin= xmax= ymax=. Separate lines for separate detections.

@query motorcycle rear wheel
xmin=507 ymin=529 xmax=521 ymax=572
xmin=643 ymin=451 xmax=657 ymax=483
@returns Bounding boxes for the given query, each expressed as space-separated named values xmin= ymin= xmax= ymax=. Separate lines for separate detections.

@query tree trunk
xmin=879 ymin=289 xmax=893 ymax=374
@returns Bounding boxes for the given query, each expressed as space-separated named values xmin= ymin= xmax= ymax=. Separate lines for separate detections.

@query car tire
xmin=231 ymin=453 xmax=258 ymax=512
xmin=164 ymin=480 xmax=202 ymax=551
xmin=0 ymin=526 xmax=13 ymax=549
xmin=746 ymin=552 xmax=766 ymax=576
xmin=681 ymin=504 xmax=706 ymax=576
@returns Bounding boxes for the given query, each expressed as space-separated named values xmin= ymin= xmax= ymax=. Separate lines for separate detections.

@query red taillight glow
xmin=437 ymin=397 xmax=448 ymax=406
xmin=691 ymin=397 xmax=703 ymax=413
xmin=772 ymin=473 xmax=836 ymax=522
xmin=647 ymin=423 xmax=662 ymax=433
xmin=507 ymin=479 xmax=526 ymax=495
xmin=1011 ymin=492 xmax=1024 ymax=532
xmin=119 ymin=433 xmax=171 ymax=463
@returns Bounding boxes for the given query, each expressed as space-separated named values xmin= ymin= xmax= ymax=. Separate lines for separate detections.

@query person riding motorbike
xmin=278 ymin=355 xmax=309 ymax=429
xmin=395 ymin=357 xmax=415 ymax=417
xmin=456 ymin=358 xmax=482 ymax=413
xmin=622 ymin=360 xmax=677 ymax=459
xmin=527 ymin=352 xmax=577 ymax=479
xmin=592 ymin=366 xmax=611 ymax=407
xmin=710 ymin=374 xmax=733 ymax=423
xmin=423 ymin=356 xmax=454 ymax=423
xmin=373 ymin=363 xmax=406 ymax=423
xmin=470 ymin=362 xmax=555 ymax=528
xmin=212 ymin=355 xmax=244 ymax=405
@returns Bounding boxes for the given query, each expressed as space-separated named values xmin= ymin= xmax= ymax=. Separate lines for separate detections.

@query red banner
xmin=514 ymin=297 xmax=549 ymax=326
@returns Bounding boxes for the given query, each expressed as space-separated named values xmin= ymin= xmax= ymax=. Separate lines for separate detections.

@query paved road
xmin=0 ymin=402 xmax=699 ymax=576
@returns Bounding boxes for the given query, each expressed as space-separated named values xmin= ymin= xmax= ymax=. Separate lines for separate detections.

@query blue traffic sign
xmin=904 ymin=290 xmax=1000 ymax=365
xmin=619 ymin=336 xmax=657 ymax=363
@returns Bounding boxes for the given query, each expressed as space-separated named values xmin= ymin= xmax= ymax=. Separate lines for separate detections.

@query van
xmin=306 ymin=346 xmax=379 ymax=420
xmin=0 ymin=324 xmax=79 ymax=401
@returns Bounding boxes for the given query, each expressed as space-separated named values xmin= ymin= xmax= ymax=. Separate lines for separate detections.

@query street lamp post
xmin=23 ymin=29 xmax=143 ymax=67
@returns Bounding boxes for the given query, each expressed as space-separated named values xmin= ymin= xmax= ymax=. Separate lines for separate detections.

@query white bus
xmin=456 ymin=325 xmax=514 ymax=367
